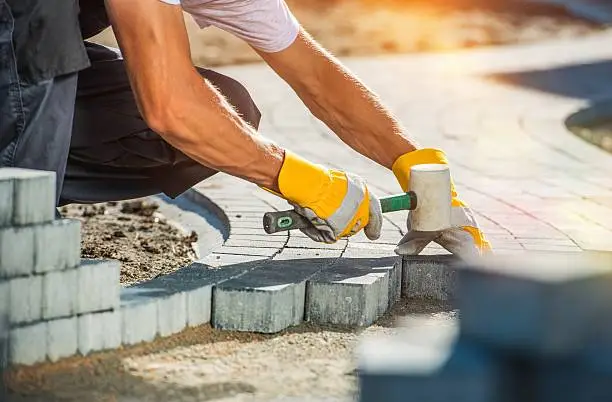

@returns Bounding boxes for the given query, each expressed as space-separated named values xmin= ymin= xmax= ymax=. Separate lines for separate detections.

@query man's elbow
xmin=142 ymin=105 xmax=174 ymax=137
xmin=139 ymin=90 xmax=184 ymax=138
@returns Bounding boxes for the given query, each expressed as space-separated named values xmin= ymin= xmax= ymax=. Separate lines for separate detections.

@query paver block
xmin=47 ymin=317 xmax=78 ymax=362
xmin=43 ymin=269 xmax=76 ymax=319
xmin=358 ymin=318 xmax=511 ymax=402
xmin=78 ymin=311 xmax=121 ymax=356
xmin=157 ymin=292 xmax=187 ymax=337
xmin=34 ymin=219 xmax=81 ymax=273
xmin=286 ymin=236 xmax=347 ymax=250
xmin=9 ymin=322 xmax=47 ymax=365
xmin=128 ymin=261 xmax=264 ymax=331
xmin=198 ymin=253 xmax=267 ymax=268
xmin=306 ymin=257 xmax=400 ymax=326
xmin=120 ymin=288 xmax=159 ymax=346
xmin=215 ymin=246 xmax=279 ymax=257
xmin=0 ymin=308 xmax=7 ymax=380
xmin=213 ymin=259 xmax=332 ymax=333
xmin=457 ymin=251 xmax=612 ymax=356
xmin=186 ymin=285 xmax=212 ymax=327
xmin=0 ymin=175 xmax=13 ymax=228
xmin=0 ymin=226 xmax=35 ymax=278
xmin=9 ymin=276 xmax=42 ymax=324
xmin=402 ymin=255 xmax=459 ymax=300
xmin=0 ymin=168 xmax=55 ymax=226
xmin=272 ymin=248 xmax=342 ymax=261
xmin=77 ymin=259 xmax=120 ymax=314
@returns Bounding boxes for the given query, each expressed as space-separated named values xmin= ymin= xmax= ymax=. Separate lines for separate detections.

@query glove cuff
xmin=391 ymin=148 xmax=449 ymax=192
xmin=276 ymin=150 xmax=332 ymax=207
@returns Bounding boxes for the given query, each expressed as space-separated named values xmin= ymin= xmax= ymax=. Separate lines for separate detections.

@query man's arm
xmin=103 ymin=0 xmax=283 ymax=190
xmin=256 ymin=29 xmax=418 ymax=170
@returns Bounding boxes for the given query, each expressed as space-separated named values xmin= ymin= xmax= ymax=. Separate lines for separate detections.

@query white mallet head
xmin=409 ymin=164 xmax=452 ymax=232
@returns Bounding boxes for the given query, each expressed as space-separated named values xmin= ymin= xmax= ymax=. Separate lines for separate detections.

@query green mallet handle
xmin=262 ymin=191 xmax=417 ymax=234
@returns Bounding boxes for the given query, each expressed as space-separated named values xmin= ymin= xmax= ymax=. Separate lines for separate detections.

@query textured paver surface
xmin=198 ymin=30 xmax=612 ymax=260
xmin=8 ymin=30 xmax=612 ymax=402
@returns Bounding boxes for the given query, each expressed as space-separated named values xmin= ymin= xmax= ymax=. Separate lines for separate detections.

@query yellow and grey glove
xmin=392 ymin=149 xmax=491 ymax=258
xmin=274 ymin=151 xmax=383 ymax=243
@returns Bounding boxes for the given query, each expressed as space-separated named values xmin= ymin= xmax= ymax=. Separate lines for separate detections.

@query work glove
xmin=272 ymin=151 xmax=383 ymax=243
xmin=392 ymin=149 xmax=491 ymax=259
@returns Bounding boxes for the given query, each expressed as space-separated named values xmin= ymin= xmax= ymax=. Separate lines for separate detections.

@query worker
xmin=0 ymin=0 xmax=490 ymax=258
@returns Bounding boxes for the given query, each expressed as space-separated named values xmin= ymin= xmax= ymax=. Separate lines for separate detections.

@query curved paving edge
xmin=565 ymin=99 xmax=612 ymax=154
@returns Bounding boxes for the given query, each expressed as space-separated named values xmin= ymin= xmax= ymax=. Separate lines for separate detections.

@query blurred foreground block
xmin=358 ymin=317 xmax=512 ymax=402
xmin=457 ymin=252 xmax=612 ymax=356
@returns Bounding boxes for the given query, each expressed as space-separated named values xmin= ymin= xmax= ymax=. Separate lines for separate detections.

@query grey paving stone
xmin=78 ymin=311 xmax=121 ymax=356
xmin=286 ymin=236 xmax=347 ymax=250
xmin=77 ymin=259 xmax=120 ymax=314
xmin=215 ymin=246 xmax=279 ymax=257
xmin=0 ymin=175 xmax=13 ymax=228
xmin=273 ymin=248 xmax=342 ymax=261
xmin=186 ymin=285 xmax=212 ymax=327
xmin=157 ymin=292 xmax=187 ymax=337
xmin=120 ymin=287 xmax=159 ymax=346
xmin=0 ymin=168 xmax=55 ymax=226
xmin=230 ymin=227 xmax=287 ymax=237
xmin=9 ymin=322 xmax=46 ymax=365
xmin=402 ymin=255 xmax=459 ymax=300
xmin=213 ymin=259 xmax=335 ymax=333
xmin=0 ymin=226 xmax=35 ymax=278
xmin=199 ymin=253 xmax=267 ymax=268
xmin=223 ymin=238 xmax=287 ymax=248
xmin=42 ymin=269 xmax=76 ymax=319
xmin=47 ymin=317 xmax=78 ymax=362
xmin=457 ymin=251 xmax=612 ymax=356
xmin=306 ymin=257 xmax=399 ymax=326
xmin=8 ymin=276 xmax=42 ymax=324
xmin=358 ymin=318 xmax=511 ymax=402
xmin=34 ymin=219 xmax=81 ymax=274
xmin=128 ymin=261 xmax=266 ymax=332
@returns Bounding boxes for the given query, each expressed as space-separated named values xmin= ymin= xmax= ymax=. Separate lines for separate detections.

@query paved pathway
xmin=197 ymin=29 xmax=612 ymax=258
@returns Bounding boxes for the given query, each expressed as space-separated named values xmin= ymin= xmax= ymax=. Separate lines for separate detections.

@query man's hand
xmin=273 ymin=151 xmax=382 ymax=243
xmin=392 ymin=149 xmax=491 ymax=259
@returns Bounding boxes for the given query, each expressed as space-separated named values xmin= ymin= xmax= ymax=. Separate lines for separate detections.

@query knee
xmin=196 ymin=68 xmax=262 ymax=130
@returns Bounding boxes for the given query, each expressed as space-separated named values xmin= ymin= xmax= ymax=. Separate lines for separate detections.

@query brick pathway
xmin=197 ymin=29 xmax=612 ymax=259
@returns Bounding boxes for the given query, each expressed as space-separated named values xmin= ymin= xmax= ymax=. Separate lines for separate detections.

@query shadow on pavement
xmin=486 ymin=59 xmax=612 ymax=101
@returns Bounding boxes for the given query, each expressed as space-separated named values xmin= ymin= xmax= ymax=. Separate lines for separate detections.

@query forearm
xmin=154 ymin=68 xmax=284 ymax=190
xmin=260 ymin=30 xmax=418 ymax=170
xmin=105 ymin=0 xmax=283 ymax=190
xmin=299 ymin=55 xmax=417 ymax=169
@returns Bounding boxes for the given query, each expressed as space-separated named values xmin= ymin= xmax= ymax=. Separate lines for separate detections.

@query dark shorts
xmin=0 ymin=39 xmax=261 ymax=206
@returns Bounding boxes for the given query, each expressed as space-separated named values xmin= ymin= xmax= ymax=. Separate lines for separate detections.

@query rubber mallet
xmin=262 ymin=164 xmax=452 ymax=234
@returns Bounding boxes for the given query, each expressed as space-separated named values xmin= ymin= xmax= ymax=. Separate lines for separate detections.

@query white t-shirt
xmin=160 ymin=0 xmax=300 ymax=53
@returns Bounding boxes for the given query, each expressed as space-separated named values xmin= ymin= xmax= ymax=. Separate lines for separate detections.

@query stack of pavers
xmin=0 ymin=168 xmax=120 ymax=366
xmin=358 ymin=251 xmax=612 ymax=402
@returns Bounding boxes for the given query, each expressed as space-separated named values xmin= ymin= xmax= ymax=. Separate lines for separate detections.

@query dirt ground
xmin=60 ymin=200 xmax=198 ymax=286
xmin=6 ymin=299 xmax=454 ymax=402
xmin=91 ymin=0 xmax=601 ymax=67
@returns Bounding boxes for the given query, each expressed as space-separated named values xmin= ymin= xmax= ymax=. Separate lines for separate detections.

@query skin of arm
xmin=257 ymin=29 xmax=419 ymax=170
xmin=104 ymin=0 xmax=284 ymax=191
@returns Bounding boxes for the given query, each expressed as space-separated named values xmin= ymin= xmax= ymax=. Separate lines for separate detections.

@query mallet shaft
xmin=262 ymin=191 xmax=417 ymax=234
